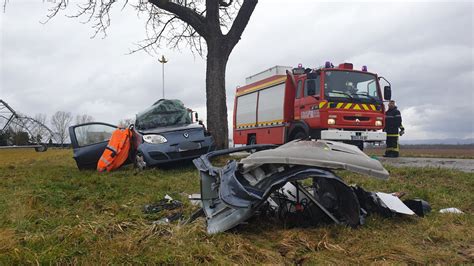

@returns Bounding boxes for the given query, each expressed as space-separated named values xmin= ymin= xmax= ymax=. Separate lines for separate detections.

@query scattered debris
xmin=143 ymin=195 xmax=183 ymax=214
xmin=439 ymin=208 xmax=464 ymax=214
xmin=193 ymin=140 xmax=430 ymax=234
xmin=374 ymin=192 xmax=415 ymax=216
xmin=403 ymin=199 xmax=431 ymax=217
xmin=152 ymin=212 xmax=184 ymax=225
xmin=188 ymin=193 xmax=202 ymax=206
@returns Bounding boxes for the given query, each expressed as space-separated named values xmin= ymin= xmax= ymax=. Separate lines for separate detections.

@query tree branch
xmin=148 ymin=0 xmax=209 ymax=38
xmin=225 ymin=0 xmax=257 ymax=50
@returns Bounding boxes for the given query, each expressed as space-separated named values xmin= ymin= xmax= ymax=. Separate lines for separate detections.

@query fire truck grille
xmin=344 ymin=116 xmax=370 ymax=121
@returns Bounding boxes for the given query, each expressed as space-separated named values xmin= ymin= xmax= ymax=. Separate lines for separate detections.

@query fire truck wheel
xmin=248 ymin=135 xmax=256 ymax=145
xmin=248 ymin=135 xmax=257 ymax=153
xmin=292 ymin=131 xmax=308 ymax=140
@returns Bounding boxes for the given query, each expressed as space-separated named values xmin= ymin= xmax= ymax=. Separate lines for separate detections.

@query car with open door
xmin=69 ymin=99 xmax=215 ymax=170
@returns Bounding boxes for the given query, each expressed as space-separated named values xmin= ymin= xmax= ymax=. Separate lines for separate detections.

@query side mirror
xmin=384 ymin=86 xmax=392 ymax=100
xmin=194 ymin=112 xmax=198 ymax=121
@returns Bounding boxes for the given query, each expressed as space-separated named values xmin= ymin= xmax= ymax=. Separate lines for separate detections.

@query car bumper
xmin=321 ymin=130 xmax=386 ymax=141
xmin=138 ymin=136 xmax=215 ymax=166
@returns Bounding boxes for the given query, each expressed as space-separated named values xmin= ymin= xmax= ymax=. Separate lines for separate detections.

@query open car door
xmin=69 ymin=122 xmax=117 ymax=170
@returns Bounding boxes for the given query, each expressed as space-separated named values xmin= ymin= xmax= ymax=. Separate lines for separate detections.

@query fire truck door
xmin=294 ymin=79 xmax=304 ymax=120
xmin=301 ymin=77 xmax=321 ymax=128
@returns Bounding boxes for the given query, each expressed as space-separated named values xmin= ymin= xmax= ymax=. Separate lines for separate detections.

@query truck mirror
xmin=384 ymin=86 xmax=392 ymax=100
xmin=195 ymin=112 xmax=199 ymax=122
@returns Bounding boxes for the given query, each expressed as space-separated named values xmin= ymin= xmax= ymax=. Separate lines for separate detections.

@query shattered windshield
xmin=324 ymin=71 xmax=382 ymax=103
xmin=135 ymin=99 xmax=192 ymax=130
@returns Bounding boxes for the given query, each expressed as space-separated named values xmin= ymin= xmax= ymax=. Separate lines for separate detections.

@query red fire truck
xmin=232 ymin=62 xmax=392 ymax=150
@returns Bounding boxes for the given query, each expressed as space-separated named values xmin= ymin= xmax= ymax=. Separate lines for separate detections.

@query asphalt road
xmin=378 ymin=157 xmax=474 ymax=173
xmin=231 ymin=152 xmax=474 ymax=173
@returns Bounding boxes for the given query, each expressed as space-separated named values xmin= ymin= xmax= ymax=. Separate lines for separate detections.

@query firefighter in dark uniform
xmin=384 ymin=100 xmax=405 ymax=157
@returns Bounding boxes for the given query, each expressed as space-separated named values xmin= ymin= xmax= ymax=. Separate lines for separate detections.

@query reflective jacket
xmin=384 ymin=107 xmax=403 ymax=135
xmin=97 ymin=128 xmax=132 ymax=172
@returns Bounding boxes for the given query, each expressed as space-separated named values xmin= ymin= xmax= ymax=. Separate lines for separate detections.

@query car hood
xmin=137 ymin=123 xmax=203 ymax=134
xmin=240 ymin=140 xmax=389 ymax=180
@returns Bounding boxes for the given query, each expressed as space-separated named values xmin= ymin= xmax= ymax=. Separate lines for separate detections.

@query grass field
xmin=0 ymin=148 xmax=473 ymax=264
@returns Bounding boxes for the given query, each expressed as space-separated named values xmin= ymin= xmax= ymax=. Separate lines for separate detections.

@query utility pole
xmin=158 ymin=55 xmax=168 ymax=99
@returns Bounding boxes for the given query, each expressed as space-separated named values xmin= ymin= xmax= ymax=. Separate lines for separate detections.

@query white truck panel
xmin=257 ymin=83 xmax=285 ymax=124
xmin=236 ymin=92 xmax=258 ymax=126
xmin=245 ymin=66 xmax=292 ymax=85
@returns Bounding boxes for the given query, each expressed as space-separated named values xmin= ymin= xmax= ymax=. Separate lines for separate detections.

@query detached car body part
xmin=194 ymin=140 xmax=390 ymax=234
xmin=69 ymin=99 xmax=215 ymax=170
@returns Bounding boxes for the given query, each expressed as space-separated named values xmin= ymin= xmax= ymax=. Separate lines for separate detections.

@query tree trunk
xmin=206 ymin=39 xmax=230 ymax=149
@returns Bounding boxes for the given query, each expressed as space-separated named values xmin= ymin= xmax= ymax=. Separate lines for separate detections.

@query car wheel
xmin=134 ymin=152 xmax=147 ymax=171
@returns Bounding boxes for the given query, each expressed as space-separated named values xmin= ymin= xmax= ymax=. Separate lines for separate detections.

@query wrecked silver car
xmin=194 ymin=140 xmax=394 ymax=234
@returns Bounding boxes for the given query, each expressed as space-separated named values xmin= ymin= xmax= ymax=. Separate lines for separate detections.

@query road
xmin=378 ymin=157 xmax=474 ymax=173
xmin=231 ymin=152 xmax=474 ymax=173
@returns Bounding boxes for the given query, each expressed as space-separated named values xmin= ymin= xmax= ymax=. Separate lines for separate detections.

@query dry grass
xmin=0 ymin=148 xmax=473 ymax=264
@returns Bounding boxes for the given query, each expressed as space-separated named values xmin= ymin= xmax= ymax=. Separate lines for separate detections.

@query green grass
xmin=0 ymin=149 xmax=473 ymax=264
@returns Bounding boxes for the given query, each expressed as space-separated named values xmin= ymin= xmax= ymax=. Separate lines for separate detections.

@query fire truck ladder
xmin=0 ymin=99 xmax=57 ymax=152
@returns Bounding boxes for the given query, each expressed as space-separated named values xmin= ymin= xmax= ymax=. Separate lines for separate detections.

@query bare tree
xmin=118 ymin=118 xmax=134 ymax=128
xmin=41 ymin=0 xmax=258 ymax=149
xmin=32 ymin=113 xmax=48 ymax=142
xmin=75 ymin=114 xmax=94 ymax=124
xmin=75 ymin=114 xmax=95 ymax=145
xmin=51 ymin=111 xmax=73 ymax=147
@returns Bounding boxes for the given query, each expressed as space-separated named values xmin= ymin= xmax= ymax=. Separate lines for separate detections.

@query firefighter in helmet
xmin=384 ymin=100 xmax=405 ymax=157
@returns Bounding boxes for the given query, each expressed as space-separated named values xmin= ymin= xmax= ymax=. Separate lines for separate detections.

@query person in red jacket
xmin=384 ymin=100 xmax=405 ymax=157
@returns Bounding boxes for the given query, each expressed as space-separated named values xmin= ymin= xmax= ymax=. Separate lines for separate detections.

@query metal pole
xmin=158 ymin=55 xmax=168 ymax=99
xmin=162 ymin=62 xmax=165 ymax=99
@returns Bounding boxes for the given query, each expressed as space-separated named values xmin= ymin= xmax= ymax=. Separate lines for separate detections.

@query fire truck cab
xmin=233 ymin=63 xmax=392 ymax=150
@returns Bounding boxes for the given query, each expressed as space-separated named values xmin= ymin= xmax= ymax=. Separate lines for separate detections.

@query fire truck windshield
xmin=324 ymin=71 xmax=382 ymax=103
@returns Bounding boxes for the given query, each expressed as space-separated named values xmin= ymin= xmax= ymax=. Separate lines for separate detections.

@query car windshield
xmin=324 ymin=71 xmax=381 ymax=103
xmin=135 ymin=99 xmax=192 ymax=130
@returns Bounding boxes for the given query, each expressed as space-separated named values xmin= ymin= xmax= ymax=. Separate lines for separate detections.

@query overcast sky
xmin=1 ymin=0 xmax=473 ymax=141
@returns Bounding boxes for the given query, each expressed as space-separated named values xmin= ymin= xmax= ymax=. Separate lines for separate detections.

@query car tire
xmin=134 ymin=152 xmax=147 ymax=171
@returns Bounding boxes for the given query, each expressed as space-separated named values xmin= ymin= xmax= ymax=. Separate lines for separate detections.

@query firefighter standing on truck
xmin=384 ymin=100 xmax=405 ymax=157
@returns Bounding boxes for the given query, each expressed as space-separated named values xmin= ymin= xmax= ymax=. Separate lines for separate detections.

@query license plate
xmin=351 ymin=135 xmax=367 ymax=141
xmin=178 ymin=142 xmax=201 ymax=152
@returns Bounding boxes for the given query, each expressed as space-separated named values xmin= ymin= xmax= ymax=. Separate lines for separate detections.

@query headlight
xmin=143 ymin=134 xmax=167 ymax=144
xmin=375 ymin=120 xmax=383 ymax=126
xmin=328 ymin=118 xmax=336 ymax=125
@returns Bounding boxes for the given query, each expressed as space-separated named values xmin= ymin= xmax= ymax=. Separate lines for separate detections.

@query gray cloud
xmin=1 ymin=0 xmax=473 ymax=140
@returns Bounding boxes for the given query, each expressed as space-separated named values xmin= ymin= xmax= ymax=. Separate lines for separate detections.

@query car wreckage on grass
xmin=69 ymin=99 xmax=215 ymax=170
xmin=193 ymin=140 xmax=429 ymax=234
